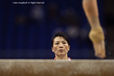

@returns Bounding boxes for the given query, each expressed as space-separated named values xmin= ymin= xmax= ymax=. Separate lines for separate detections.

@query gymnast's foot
xmin=94 ymin=41 xmax=106 ymax=58
xmin=89 ymin=26 xmax=106 ymax=58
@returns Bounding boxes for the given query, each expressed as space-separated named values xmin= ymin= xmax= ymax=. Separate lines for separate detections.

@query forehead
xmin=53 ymin=36 xmax=66 ymax=42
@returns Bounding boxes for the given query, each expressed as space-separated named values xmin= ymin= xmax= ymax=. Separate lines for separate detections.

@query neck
xmin=55 ymin=54 xmax=69 ymax=60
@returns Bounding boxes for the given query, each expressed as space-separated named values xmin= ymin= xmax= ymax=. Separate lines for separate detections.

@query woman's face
xmin=52 ymin=36 xmax=70 ymax=56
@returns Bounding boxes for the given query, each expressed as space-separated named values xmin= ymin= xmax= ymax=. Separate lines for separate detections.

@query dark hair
xmin=51 ymin=32 xmax=70 ymax=47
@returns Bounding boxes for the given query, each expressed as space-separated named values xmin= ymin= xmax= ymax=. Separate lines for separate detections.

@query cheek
xmin=53 ymin=46 xmax=57 ymax=52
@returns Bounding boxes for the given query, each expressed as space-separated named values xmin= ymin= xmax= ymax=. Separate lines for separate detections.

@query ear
xmin=68 ymin=45 xmax=70 ymax=51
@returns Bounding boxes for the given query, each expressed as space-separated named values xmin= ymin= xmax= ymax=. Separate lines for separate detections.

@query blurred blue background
xmin=0 ymin=0 xmax=113 ymax=59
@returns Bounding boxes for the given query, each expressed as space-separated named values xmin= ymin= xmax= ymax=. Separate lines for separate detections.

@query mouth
xmin=59 ymin=49 xmax=64 ymax=52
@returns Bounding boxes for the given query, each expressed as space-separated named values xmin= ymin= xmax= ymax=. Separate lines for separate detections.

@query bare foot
xmin=89 ymin=26 xmax=106 ymax=58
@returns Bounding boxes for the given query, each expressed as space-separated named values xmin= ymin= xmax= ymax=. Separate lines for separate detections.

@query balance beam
xmin=0 ymin=59 xmax=114 ymax=76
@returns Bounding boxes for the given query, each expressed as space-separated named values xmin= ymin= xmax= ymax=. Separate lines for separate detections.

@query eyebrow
xmin=54 ymin=41 xmax=60 ymax=43
xmin=54 ymin=40 xmax=67 ymax=43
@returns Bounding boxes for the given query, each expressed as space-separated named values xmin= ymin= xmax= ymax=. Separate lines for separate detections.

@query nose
xmin=59 ymin=43 xmax=64 ymax=48
xmin=59 ymin=46 xmax=63 ymax=48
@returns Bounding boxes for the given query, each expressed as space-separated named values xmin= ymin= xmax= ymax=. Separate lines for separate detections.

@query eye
xmin=62 ymin=41 xmax=66 ymax=44
xmin=55 ymin=42 xmax=59 ymax=45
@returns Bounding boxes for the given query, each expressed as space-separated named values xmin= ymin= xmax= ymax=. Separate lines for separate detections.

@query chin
xmin=58 ymin=53 xmax=66 ymax=56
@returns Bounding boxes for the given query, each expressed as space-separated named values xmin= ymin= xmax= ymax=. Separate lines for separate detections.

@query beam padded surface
xmin=0 ymin=59 xmax=114 ymax=76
